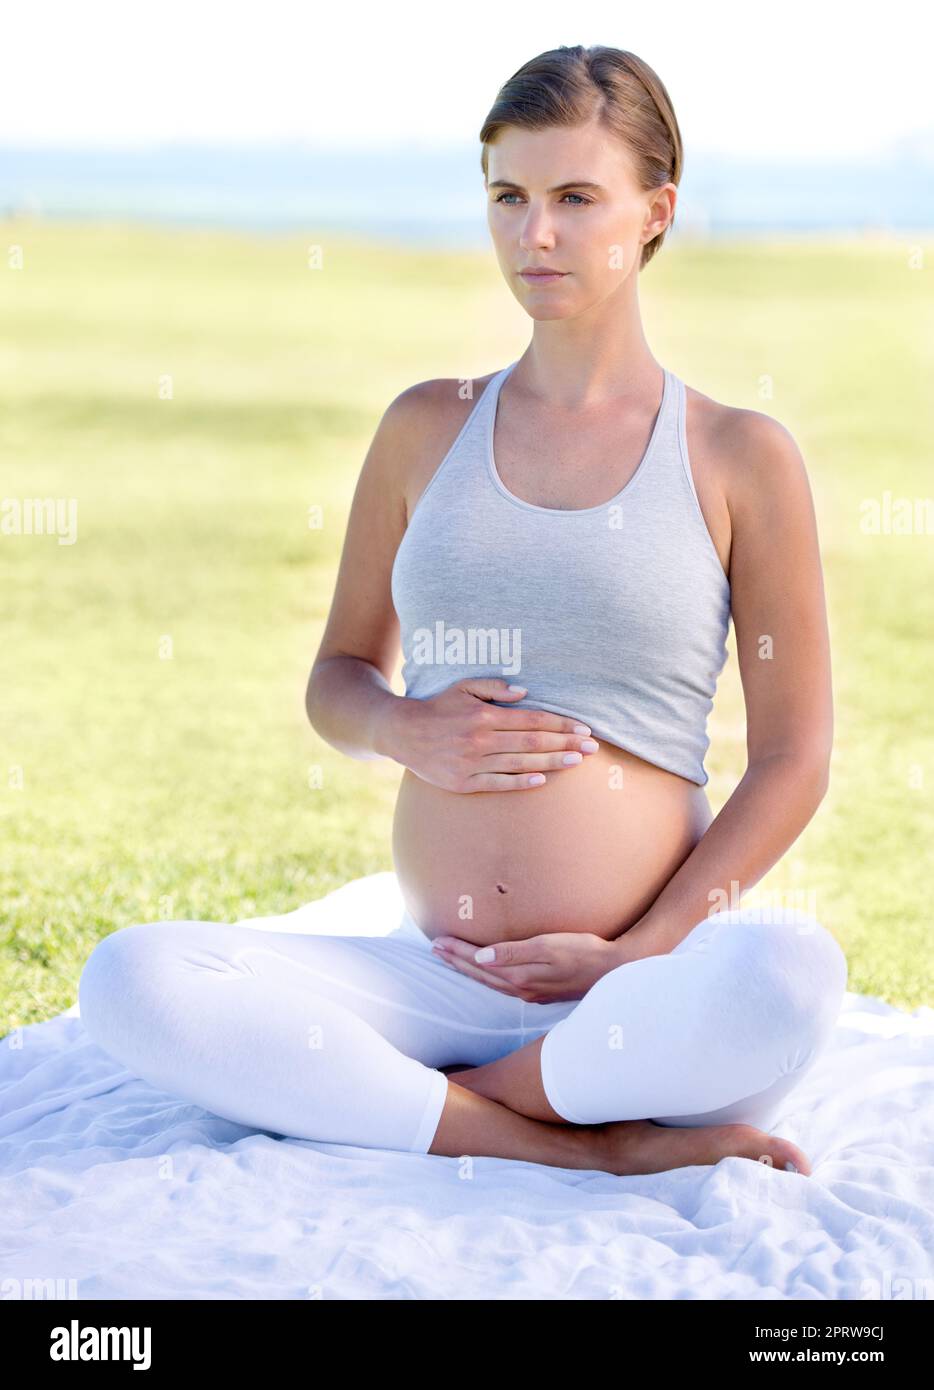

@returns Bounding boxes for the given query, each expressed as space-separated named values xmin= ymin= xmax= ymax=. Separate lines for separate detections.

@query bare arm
xmin=304 ymin=386 xmax=419 ymax=761
xmin=611 ymin=411 xmax=833 ymax=962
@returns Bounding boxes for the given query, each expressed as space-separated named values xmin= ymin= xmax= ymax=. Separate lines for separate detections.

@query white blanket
xmin=2 ymin=871 xmax=932 ymax=1300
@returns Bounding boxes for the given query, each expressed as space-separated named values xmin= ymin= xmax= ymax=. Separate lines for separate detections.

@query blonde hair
xmin=479 ymin=44 xmax=683 ymax=270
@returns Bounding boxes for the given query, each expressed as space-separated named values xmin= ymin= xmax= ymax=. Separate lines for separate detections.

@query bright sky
xmin=2 ymin=0 xmax=930 ymax=160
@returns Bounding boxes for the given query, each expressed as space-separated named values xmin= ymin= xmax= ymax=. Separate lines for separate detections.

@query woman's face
xmin=485 ymin=117 xmax=674 ymax=320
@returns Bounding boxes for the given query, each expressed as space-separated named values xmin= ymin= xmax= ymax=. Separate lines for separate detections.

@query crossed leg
xmin=77 ymin=900 xmax=846 ymax=1175
xmin=445 ymin=905 xmax=848 ymax=1157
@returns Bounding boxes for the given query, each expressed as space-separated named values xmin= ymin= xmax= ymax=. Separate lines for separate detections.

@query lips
xmin=519 ymin=269 xmax=568 ymax=282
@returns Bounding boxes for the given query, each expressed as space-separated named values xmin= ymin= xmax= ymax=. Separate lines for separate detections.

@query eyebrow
xmin=487 ymin=179 xmax=606 ymax=194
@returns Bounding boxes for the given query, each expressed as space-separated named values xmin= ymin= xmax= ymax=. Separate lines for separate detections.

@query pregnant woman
xmin=79 ymin=45 xmax=847 ymax=1178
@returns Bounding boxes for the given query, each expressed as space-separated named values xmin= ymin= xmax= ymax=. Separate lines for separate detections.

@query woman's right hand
xmin=383 ymin=678 xmax=600 ymax=793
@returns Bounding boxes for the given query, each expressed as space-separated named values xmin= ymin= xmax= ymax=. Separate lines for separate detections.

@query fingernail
xmin=507 ymin=685 xmax=526 ymax=693
xmin=474 ymin=947 xmax=496 ymax=963
xmin=573 ymin=724 xmax=591 ymax=734
xmin=563 ymin=752 xmax=582 ymax=765
xmin=432 ymin=939 xmax=450 ymax=951
xmin=785 ymin=1161 xmax=798 ymax=1173
xmin=580 ymin=739 xmax=599 ymax=752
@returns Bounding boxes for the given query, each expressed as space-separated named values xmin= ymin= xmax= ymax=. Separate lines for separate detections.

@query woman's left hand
xmin=429 ymin=931 xmax=628 ymax=1003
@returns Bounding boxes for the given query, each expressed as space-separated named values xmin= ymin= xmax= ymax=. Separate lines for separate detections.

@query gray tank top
xmin=390 ymin=361 xmax=732 ymax=786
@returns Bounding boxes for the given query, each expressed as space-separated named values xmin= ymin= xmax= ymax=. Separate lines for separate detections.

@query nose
xmin=518 ymin=204 xmax=557 ymax=252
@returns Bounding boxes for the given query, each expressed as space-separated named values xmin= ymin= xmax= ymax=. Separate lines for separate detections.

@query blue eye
xmin=493 ymin=192 xmax=593 ymax=207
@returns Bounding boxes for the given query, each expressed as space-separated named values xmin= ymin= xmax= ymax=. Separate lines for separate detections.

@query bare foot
xmin=580 ymin=1119 xmax=811 ymax=1178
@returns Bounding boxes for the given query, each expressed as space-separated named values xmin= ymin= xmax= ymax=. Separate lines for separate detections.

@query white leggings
xmin=78 ymin=900 xmax=848 ymax=1154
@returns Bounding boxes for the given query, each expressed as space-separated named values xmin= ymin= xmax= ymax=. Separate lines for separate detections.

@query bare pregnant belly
xmin=391 ymin=740 xmax=714 ymax=947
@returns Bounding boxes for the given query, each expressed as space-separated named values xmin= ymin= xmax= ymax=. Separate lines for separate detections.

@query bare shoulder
xmin=690 ymin=381 xmax=808 ymax=478
xmin=683 ymin=381 xmax=812 ymax=530
xmin=386 ymin=370 xmax=500 ymax=523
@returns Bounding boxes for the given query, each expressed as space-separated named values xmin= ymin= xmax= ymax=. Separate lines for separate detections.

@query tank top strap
xmin=453 ymin=363 xmax=517 ymax=454
xmin=619 ymin=366 xmax=697 ymax=513
xmin=482 ymin=361 xmax=518 ymax=420
xmin=649 ymin=367 xmax=685 ymax=480
xmin=660 ymin=369 xmax=704 ymax=513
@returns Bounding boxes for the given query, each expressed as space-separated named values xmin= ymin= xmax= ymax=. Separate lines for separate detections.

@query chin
xmin=518 ymin=299 xmax=578 ymax=321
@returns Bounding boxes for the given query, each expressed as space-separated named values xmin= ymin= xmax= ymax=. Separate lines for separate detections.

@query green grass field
xmin=1 ymin=218 xmax=932 ymax=1028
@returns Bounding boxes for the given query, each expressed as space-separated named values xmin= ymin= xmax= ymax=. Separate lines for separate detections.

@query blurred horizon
xmin=2 ymin=136 xmax=932 ymax=248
